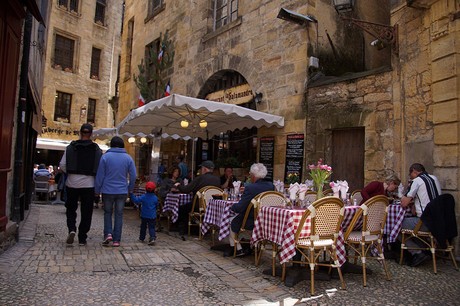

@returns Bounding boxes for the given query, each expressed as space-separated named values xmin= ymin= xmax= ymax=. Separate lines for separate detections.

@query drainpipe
xmin=12 ymin=13 xmax=32 ymax=225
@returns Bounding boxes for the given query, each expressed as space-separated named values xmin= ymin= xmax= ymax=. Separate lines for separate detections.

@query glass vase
xmin=316 ymin=183 xmax=323 ymax=200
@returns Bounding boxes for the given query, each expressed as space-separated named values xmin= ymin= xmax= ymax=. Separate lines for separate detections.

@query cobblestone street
xmin=0 ymin=204 xmax=459 ymax=305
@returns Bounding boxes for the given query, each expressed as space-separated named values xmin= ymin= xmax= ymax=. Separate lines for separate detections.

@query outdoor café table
xmin=251 ymin=206 xmax=358 ymax=267
xmin=201 ymin=199 xmax=238 ymax=241
xmin=384 ymin=202 xmax=413 ymax=243
xmin=162 ymin=193 xmax=193 ymax=223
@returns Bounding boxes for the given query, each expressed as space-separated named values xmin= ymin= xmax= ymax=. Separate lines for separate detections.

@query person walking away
xmin=400 ymin=163 xmax=441 ymax=266
xmin=60 ymin=123 xmax=102 ymax=246
xmin=95 ymin=136 xmax=136 ymax=247
xmin=130 ymin=181 xmax=159 ymax=245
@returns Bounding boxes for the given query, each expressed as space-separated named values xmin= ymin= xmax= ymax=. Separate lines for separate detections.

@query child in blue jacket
xmin=130 ymin=181 xmax=159 ymax=245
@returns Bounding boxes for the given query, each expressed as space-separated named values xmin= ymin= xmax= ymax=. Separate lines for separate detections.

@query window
xmin=54 ymin=34 xmax=75 ymax=71
xmin=54 ymin=91 xmax=72 ymax=122
xmin=214 ymin=0 xmax=238 ymax=30
xmin=124 ymin=18 xmax=134 ymax=80
xmin=87 ymin=98 xmax=96 ymax=124
xmin=90 ymin=47 xmax=101 ymax=79
xmin=148 ymin=0 xmax=164 ymax=18
xmin=58 ymin=0 xmax=79 ymax=13
xmin=146 ymin=40 xmax=161 ymax=99
xmin=94 ymin=0 xmax=106 ymax=25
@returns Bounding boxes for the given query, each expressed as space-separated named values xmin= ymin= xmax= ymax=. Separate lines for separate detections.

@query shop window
xmin=54 ymin=91 xmax=72 ymax=123
xmin=87 ymin=98 xmax=96 ymax=124
xmin=214 ymin=0 xmax=238 ymax=30
xmin=53 ymin=34 xmax=75 ymax=72
xmin=94 ymin=0 xmax=106 ymax=25
xmin=147 ymin=0 xmax=164 ymax=19
xmin=58 ymin=0 xmax=79 ymax=13
xmin=90 ymin=47 xmax=101 ymax=80
xmin=124 ymin=18 xmax=134 ymax=80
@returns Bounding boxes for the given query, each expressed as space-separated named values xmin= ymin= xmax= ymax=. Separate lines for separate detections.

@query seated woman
xmin=360 ymin=174 xmax=401 ymax=204
xmin=220 ymin=167 xmax=238 ymax=190
xmin=158 ymin=166 xmax=182 ymax=200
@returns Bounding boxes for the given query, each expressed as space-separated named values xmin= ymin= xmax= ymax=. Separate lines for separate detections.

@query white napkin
xmin=289 ymin=183 xmax=300 ymax=201
xmin=273 ymin=180 xmax=284 ymax=193
xmin=183 ymin=178 xmax=188 ymax=186
xmin=232 ymin=181 xmax=241 ymax=194
xmin=339 ymin=180 xmax=349 ymax=200
xmin=304 ymin=179 xmax=314 ymax=190
xmin=330 ymin=181 xmax=341 ymax=197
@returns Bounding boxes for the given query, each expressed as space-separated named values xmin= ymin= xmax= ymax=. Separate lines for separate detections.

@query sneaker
xmin=102 ymin=234 xmax=113 ymax=245
xmin=411 ymin=252 xmax=430 ymax=267
xmin=138 ymin=239 xmax=145 ymax=243
xmin=66 ymin=231 xmax=76 ymax=245
xmin=112 ymin=241 xmax=120 ymax=247
xmin=148 ymin=238 xmax=155 ymax=246
xmin=79 ymin=241 xmax=87 ymax=246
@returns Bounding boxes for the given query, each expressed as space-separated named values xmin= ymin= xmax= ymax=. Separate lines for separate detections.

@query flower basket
xmin=308 ymin=159 xmax=332 ymax=199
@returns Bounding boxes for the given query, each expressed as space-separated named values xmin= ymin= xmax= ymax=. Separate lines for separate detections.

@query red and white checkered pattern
xmin=251 ymin=206 xmax=359 ymax=266
xmin=162 ymin=193 xmax=192 ymax=223
xmin=201 ymin=199 xmax=238 ymax=240
xmin=384 ymin=204 xmax=413 ymax=243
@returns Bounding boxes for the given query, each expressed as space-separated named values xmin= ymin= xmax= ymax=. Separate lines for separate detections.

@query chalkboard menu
xmin=284 ymin=134 xmax=304 ymax=183
xmin=259 ymin=136 xmax=274 ymax=180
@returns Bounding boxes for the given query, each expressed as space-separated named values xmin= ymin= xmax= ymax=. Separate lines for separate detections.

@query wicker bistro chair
xmin=343 ymin=195 xmax=391 ymax=287
xmin=304 ymin=191 xmax=318 ymax=204
xmin=351 ymin=190 xmax=363 ymax=206
xmin=253 ymin=191 xmax=289 ymax=275
xmin=322 ymin=188 xmax=333 ymax=196
xmin=281 ymin=196 xmax=346 ymax=296
xmin=399 ymin=219 xmax=459 ymax=274
xmin=188 ymin=186 xmax=223 ymax=240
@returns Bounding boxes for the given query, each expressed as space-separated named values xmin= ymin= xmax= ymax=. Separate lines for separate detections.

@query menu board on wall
xmin=259 ymin=136 xmax=274 ymax=180
xmin=284 ymin=134 xmax=304 ymax=183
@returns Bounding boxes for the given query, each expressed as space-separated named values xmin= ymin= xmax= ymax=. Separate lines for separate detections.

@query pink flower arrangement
xmin=308 ymin=159 xmax=332 ymax=196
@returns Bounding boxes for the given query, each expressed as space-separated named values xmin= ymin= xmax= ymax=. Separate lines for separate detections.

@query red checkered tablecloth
xmin=384 ymin=204 xmax=413 ymax=243
xmin=201 ymin=199 xmax=238 ymax=240
xmin=162 ymin=193 xmax=192 ymax=223
xmin=251 ymin=206 xmax=358 ymax=266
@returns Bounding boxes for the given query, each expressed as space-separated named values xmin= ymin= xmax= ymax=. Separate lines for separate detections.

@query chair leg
xmin=429 ymin=237 xmax=437 ymax=274
xmin=310 ymin=251 xmax=315 ymax=295
xmin=361 ymin=243 xmax=367 ymax=287
xmin=281 ymin=263 xmax=286 ymax=282
xmin=272 ymin=244 xmax=277 ymax=277
xmin=377 ymin=243 xmax=391 ymax=281
xmin=399 ymin=234 xmax=406 ymax=265
xmin=188 ymin=216 xmax=191 ymax=237
xmin=448 ymin=245 xmax=459 ymax=270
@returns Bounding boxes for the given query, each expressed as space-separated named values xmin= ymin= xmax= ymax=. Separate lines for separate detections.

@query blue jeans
xmin=103 ymin=194 xmax=127 ymax=242
xmin=140 ymin=218 xmax=156 ymax=241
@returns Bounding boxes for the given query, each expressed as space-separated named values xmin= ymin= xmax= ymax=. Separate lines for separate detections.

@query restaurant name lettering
xmin=42 ymin=126 xmax=80 ymax=136
xmin=205 ymin=84 xmax=254 ymax=105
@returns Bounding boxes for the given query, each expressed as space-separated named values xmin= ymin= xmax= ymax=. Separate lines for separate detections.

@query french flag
xmin=164 ymin=81 xmax=171 ymax=97
xmin=157 ymin=48 xmax=164 ymax=63
xmin=138 ymin=94 xmax=145 ymax=107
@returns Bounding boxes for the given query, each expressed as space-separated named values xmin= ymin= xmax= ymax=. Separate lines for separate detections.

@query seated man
xmin=227 ymin=163 xmax=274 ymax=257
xmin=360 ymin=174 xmax=401 ymax=204
xmin=34 ymin=163 xmax=51 ymax=180
xmin=400 ymin=163 xmax=441 ymax=267
xmin=173 ymin=160 xmax=220 ymax=238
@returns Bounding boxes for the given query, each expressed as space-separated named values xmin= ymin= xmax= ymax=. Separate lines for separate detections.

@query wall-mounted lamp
xmin=277 ymin=8 xmax=317 ymax=25
xmin=140 ymin=137 xmax=147 ymax=144
xmin=254 ymin=92 xmax=263 ymax=104
xmin=128 ymin=136 xmax=136 ymax=144
xmin=332 ymin=0 xmax=354 ymax=13
xmin=180 ymin=120 xmax=189 ymax=128
xmin=199 ymin=120 xmax=208 ymax=129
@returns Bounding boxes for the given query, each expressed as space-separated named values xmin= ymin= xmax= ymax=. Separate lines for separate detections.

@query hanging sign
xmin=205 ymin=84 xmax=253 ymax=105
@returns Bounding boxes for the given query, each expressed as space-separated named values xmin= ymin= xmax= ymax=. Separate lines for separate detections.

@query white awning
xmin=36 ymin=138 xmax=109 ymax=152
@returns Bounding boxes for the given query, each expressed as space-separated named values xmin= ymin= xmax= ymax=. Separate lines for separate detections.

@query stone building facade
xmin=40 ymin=0 xmax=123 ymax=147
xmin=118 ymin=0 xmax=459 ymax=251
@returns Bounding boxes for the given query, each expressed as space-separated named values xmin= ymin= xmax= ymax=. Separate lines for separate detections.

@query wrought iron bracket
xmin=341 ymin=16 xmax=399 ymax=57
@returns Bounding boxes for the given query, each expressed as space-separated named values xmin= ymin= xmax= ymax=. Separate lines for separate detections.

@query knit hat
xmin=145 ymin=181 xmax=156 ymax=192
xmin=110 ymin=136 xmax=125 ymax=148
xmin=80 ymin=123 xmax=93 ymax=133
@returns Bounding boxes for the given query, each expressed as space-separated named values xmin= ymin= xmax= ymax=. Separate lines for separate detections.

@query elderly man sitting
xmin=225 ymin=163 xmax=274 ymax=257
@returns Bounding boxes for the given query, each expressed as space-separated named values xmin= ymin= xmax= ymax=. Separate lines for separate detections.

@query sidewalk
xmin=0 ymin=203 xmax=458 ymax=305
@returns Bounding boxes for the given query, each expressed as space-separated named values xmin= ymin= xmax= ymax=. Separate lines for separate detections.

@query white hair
xmin=250 ymin=163 xmax=268 ymax=179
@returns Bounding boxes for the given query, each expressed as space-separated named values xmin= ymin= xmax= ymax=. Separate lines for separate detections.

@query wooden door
xmin=331 ymin=128 xmax=364 ymax=192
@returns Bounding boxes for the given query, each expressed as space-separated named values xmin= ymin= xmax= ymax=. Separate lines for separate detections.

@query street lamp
xmin=332 ymin=0 xmax=354 ymax=13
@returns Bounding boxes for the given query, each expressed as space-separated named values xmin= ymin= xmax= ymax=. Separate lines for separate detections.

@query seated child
xmin=130 ymin=181 xmax=159 ymax=245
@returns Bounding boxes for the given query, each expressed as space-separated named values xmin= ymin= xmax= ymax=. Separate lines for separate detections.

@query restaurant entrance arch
xmin=197 ymin=70 xmax=258 ymax=177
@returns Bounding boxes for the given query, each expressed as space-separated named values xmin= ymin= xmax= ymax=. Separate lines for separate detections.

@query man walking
xmin=60 ymin=123 xmax=102 ymax=246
